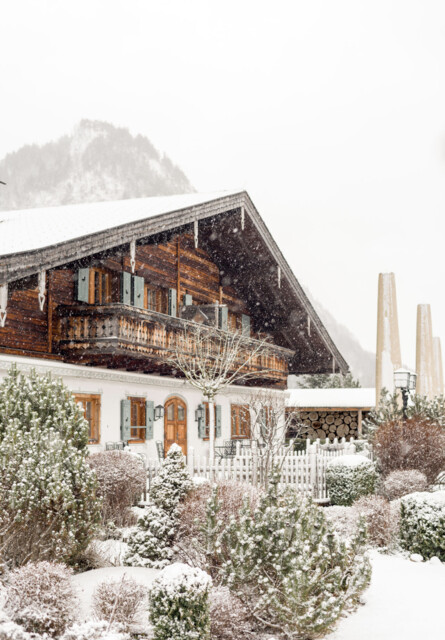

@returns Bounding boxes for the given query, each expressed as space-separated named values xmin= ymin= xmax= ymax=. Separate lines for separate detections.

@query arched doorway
xmin=164 ymin=396 xmax=187 ymax=456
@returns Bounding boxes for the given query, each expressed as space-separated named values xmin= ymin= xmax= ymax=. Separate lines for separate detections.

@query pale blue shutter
xmin=120 ymin=272 xmax=132 ymax=305
xmin=241 ymin=314 xmax=251 ymax=337
xmin=132 ymin=275 xmax=145 ymax=308
xmin=120 ymin=399 xmax=131 ymax=441
xmin=168 ymin=288 xmax=177 ymax=317
xmin=77 ymin=268 xmax=90 ymax=303
xmin=218 ymin=306 xmax=228 ymax=331
xmin=183 ymin=293 xmax=193 ymax=306
xmin=196 ymin=404 xmax=205 ymax=438
xmin=146 ymin=400 xmax=154 ymax=439
xmin=215 ymin=405 xmax=222 ymax=438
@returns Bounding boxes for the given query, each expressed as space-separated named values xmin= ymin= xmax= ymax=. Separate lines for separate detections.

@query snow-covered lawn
xmin=327 ymin=551 xmax=445 ymax=640
xmin=72 ymin=566 xmax=160 ymax=634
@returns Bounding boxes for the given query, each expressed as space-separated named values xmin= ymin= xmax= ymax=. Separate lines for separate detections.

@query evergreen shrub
xmin=0 ymin=366 xmax=101 ymax=565
xmin=218 ymin=472 xmax=371 ymax=639
xmin=148 ymin=563 xmax=212 ymax=640
xmin=124 ymin=503 xmax=175 ymax=569
xmin=149 ymin=443 xmax=192 ymax=517
xmin=326 ymin=455 xmax=377 ymax=506
xmin=399 ymin=491 xmax=445 ymax=560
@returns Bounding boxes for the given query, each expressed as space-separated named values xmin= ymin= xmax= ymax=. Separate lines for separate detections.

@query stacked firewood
xmin=296 ymin=410 xmax=360 ymax=440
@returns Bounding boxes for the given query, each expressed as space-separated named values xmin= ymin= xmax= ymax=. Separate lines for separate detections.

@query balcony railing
xmin=54 ymin=304 xmax=293 ymax=385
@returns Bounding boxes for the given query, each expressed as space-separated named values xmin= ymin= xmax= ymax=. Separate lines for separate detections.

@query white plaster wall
xmin=0 ymin=354 xmax=257 ymax=460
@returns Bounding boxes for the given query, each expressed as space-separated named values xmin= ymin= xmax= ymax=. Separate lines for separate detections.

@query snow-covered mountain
xmin=0 ymin=120 xmax=194 ymax=210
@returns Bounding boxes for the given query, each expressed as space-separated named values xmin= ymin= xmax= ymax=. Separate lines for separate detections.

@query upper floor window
xmin=77 ymin=267 xmax=111 ymax=305
xmin=74 ymin=393 xmax=101 ymax=443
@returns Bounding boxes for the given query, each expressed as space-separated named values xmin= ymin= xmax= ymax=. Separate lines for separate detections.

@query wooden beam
xmin=176 ymin=237 xmax=181 ymax=305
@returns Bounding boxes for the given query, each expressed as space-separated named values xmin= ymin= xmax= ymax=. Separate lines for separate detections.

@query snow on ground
xmin=326 ymin=550 xmax=445 ymax=640
xmin=72 ymin=566 xmax=160 ymax=633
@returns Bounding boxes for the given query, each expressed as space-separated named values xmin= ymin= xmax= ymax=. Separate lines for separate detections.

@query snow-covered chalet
xmin=0 ymin=191 xmax=348 ymax=458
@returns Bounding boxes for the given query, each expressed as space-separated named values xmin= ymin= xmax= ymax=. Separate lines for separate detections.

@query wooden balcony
xmin=54 ymin=304 xmax=293 ymax=387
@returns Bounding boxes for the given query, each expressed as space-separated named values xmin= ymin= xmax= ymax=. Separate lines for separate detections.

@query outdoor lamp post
xmin=394 ymin=368 xmax=417 ymax=418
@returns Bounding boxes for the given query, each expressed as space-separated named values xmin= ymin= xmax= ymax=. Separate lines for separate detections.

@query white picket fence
xmin=146 ymin=437 xmax=372 ymax=502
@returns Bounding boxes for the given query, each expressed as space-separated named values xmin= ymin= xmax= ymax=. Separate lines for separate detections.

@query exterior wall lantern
xmin=394 ymin=368 xmax=417 ymax=418
xmin=195 ymin=405 xmax=205 ymax=421
xmin=154 ymin=405 xmax=165 ymax=421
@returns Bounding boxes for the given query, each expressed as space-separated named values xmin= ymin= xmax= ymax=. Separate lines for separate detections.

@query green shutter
xmin=120 ymin=399 xmax=131 ymax=441
xmin=146 ymin=400 xmax=154 ymax=439
xmin=218 ymin=306 xmax=228 ymax=331
xmin=241 ymin=314 xmax=251 ymax=337
xmin=196 ymin=403 xmax=205 ymax=438
xmin=168 ymin=288 xmax=177 ymax=317
xmin=77 ymin=268 xmax=90 ymax=303
xmin=183 ymin=293 xmax=193 ymax=306
xmin=120 ymin=272 xmax=132 ymax=305
xmin=132 ymin=275 xmax=145 ymax=308
xmin=215 ymin=405 xmax=222 ymax=438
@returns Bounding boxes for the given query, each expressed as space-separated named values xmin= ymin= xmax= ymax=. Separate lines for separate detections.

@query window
xmin=231 ymin=404 xmax=250 ymax=439
xmin=129 ymin=396 xmax=146 ymax=442
xmin=74 ymin=394 xmax=101 ymax=443
xmin=93 ymin=269 xmax=110 ymax=304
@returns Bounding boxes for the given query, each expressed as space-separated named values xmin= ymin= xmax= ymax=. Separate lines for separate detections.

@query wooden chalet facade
xmin=0 ymin=191 xmax=348 ymax=457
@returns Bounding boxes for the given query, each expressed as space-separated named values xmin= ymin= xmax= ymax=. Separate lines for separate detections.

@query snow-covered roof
xmin=286 ymin=388 xmax=375 ymax=408
xmin=0 ymin=190 xmax=239 ymax=256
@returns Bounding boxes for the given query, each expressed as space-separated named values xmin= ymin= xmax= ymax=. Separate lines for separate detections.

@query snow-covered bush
xmin=0 ymin=614 xmax=36 ymax=640
xmin=209 ymin=586 xmax=254 ymax=640
xmin=4 ymin=561 xmax=76 ymax=637
xmin=373 ymin=418 xmax=445 ymax=484
xmin=61 ymin=620 xmax=130 ymax=640
xmin=353 ymin=495 xmax=396 ymax=547
xmin=0 ymin=366 xmax=101 ymax=566
xmin=174 ymin=480 xmax=260 ymax=572
xmin=88 ymin=451 xmax=146 ymax=527
xmin=219 ymin=472 xmax=371 ymax=638
xmin=383 ymin=469 xmax=428 ymax=500
xmin=92 ymin=576 xmax=147 ymax=631
xmin=124 ymin=502 xmax=174 ymax=569
xmin=399 ymin=491 xmax=445 ymax=560
xmin=149 ymin=444 xmax=192 ymax=517
xmin=323 ymin=505 xmax=361 ymax=540
xmin=148 ymin=563 xmax=212 ymax=640
xmin=326 ymin=455 xmax=377 ymax=506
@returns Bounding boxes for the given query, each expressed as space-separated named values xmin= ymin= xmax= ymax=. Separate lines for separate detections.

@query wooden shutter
xmin=241 ymin=314 xmax=251 ymax=337
xmin=120 ymin=399 xmax=131 ymax=441
xmin=183 ymin=293 xmax=193 ymax=306
xmin=77 ymin=268 xmax=90 ymax=303
xmin=215 ymin=405 xmax=222 ymax=438
xmin=168 ymin=288 xmax=177 ymax=317
xmin=146 ymin=400 xmax=154 ymax=439
xmin=120 ymin=272 xmax=132 ymax=305
xmin=196 ymin=403 xmax=205 ymax=438
xmin=132 ymin=275 xmax=145 ymax=309
xmin=218 ymin=306 xmax=228 ymax=331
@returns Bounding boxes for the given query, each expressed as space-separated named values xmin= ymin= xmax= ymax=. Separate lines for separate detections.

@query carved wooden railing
xmin=54 ymin=304 xmax=292 ymax=383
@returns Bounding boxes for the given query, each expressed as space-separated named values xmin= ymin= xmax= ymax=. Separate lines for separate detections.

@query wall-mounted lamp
xmin=195 ymin=405 xmax=205 ymax=422
xmin=154 ymin=405 xmax=165 ymax=421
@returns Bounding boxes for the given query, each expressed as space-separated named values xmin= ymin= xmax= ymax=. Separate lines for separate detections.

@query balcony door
xmin=164 ymin=397 xmax=187 ymax=456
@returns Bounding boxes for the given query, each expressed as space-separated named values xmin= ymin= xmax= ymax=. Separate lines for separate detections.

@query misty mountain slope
xmin=305 ymin=290 xmax=376 ymax=386
xmin=0 ymin=120 xmax=194 ymax=210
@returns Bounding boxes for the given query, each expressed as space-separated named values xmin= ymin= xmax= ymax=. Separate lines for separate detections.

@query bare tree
xmin=245 ymin=388 xmax=305 ymax=485
xmin=166 ymin=324 xmax=273 ymax=464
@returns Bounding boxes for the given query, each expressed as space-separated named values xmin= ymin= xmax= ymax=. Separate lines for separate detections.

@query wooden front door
xmin=164 ymin=397 xmax=187 ymax=456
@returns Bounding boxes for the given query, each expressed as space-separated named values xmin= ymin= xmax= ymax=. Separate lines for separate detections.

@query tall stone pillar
xmin=376 ymin=273 xmax=402 ymax=405
xmin=416 ymin=304 xmax=435 ymax=399
xmin=433 ymin=336 xmax=444 ymax=397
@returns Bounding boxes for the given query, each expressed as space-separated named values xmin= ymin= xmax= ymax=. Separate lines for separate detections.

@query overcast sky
xmin=1 ymin=0 xmax=444 ymax=369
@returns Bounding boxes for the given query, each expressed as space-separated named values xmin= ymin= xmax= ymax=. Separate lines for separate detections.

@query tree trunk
xmin=208 ymin=396 xmax=215 ymax=468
